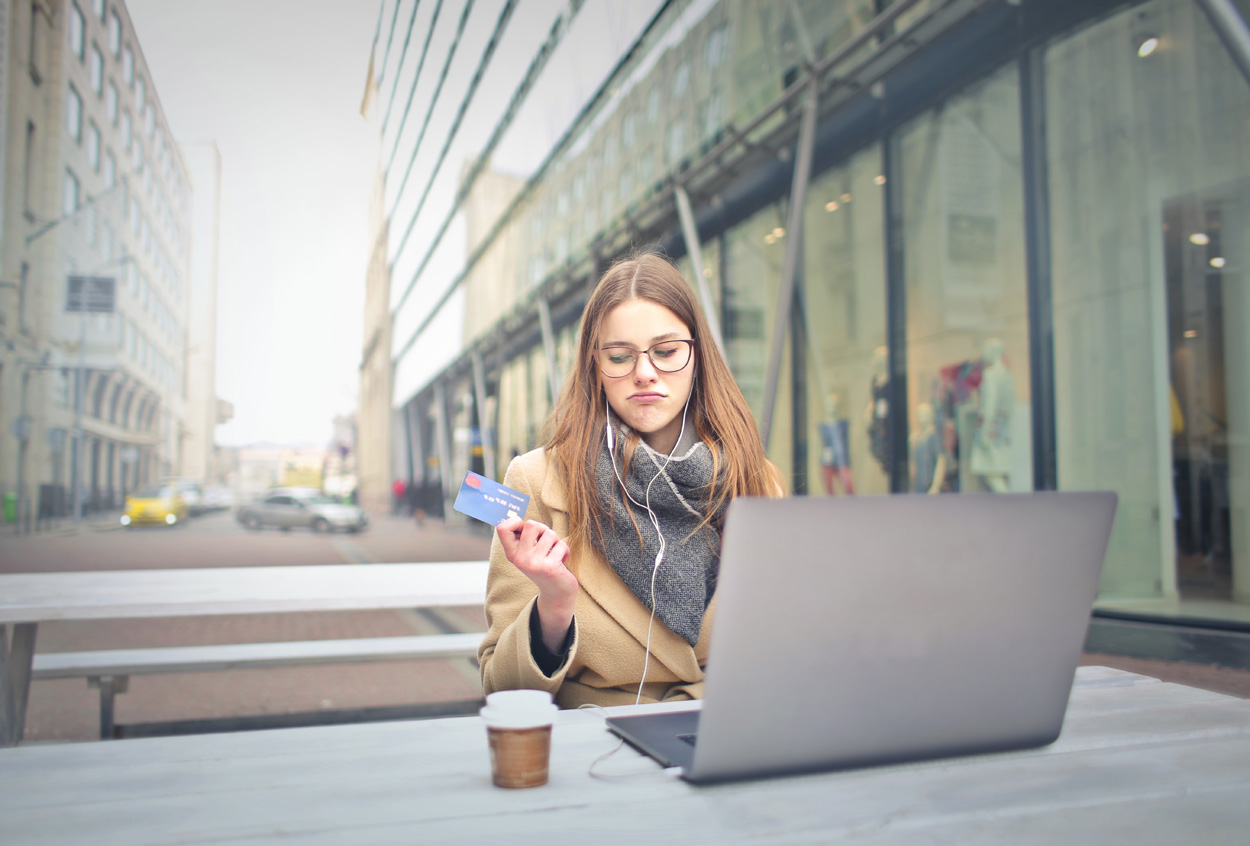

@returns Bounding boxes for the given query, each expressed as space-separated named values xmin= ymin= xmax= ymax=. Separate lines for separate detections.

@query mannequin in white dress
xmin=970 ymin=338 xmax=1015 ymax=493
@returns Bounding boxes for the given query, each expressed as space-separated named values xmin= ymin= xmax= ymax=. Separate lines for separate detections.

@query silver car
xmin=236 ymin=489 xmax=368 ymax=534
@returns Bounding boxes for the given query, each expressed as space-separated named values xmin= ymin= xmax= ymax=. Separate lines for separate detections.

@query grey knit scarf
xmin=593 ymin=424 xmax=725 ymax=646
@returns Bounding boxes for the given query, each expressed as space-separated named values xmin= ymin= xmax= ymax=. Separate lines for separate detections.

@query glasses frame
xmin=595 ymin=339 xmax=696 ymax=379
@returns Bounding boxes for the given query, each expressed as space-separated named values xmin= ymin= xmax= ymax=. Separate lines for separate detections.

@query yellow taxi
xmin=121 ymin=485 xmax=189 ymax=528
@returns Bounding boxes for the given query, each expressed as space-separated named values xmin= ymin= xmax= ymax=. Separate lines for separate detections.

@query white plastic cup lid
xmin=480 ymin=689 xmax=558 ymax=729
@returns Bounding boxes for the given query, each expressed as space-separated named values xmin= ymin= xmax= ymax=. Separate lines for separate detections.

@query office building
xmin=363 ymin=0 xmax=1250 ymax=631
xmin=1 ymin=0 xmax=201 ymax=525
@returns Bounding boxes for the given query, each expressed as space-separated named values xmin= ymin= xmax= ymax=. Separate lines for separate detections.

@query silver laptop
xmin=606 ymin=491 xmax=1117 ymax=784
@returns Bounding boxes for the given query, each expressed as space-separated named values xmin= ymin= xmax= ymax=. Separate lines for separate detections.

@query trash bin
xmin=3 ymin=492 xmax=16 ymax=524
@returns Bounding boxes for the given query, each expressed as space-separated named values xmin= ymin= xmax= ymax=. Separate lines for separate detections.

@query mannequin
xmin=911 ymin=402 xmax=946 ymax=494
xmin=818 ymin=392 xmax=856 ymax=495
xmin=864 ymin=346 xmax=890 ymax=474
xmin=970 ymin=338 xmax=1015 ymax=493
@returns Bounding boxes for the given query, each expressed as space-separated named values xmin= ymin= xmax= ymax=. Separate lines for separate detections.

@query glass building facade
xmin=386 ymin=0 xmax=1250 ymax=628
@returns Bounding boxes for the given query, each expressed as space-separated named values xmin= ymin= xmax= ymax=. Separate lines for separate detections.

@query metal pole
xmin=432 ymin=381 xmax=454 ymax=519
xmin=16 ymin=372 xmax=29 ymax=534
xmin=471 ymin=351 xmax=496 ymax=480
xmin=674 ymin=185 xmax=724 ymax=351
xmin=72 ymin=312 xmax=86 ymax=522
xmin=760 ymin=78 xmax=820 ymax=448
xmin=536 ymin=297 xmax=561 ymax=404
xmin=1195 ymin=0 xmax=1250 ymax=87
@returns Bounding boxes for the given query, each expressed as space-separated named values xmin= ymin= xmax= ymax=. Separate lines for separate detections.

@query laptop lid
xmin=608 ymin=491 xmax=1117 ymax=784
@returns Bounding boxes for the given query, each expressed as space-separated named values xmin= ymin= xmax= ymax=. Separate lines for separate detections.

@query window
xmin=622 ymin=113 xmax=635 ymax=149
xmin=705 ymin=25 xmax=728 ymax=70
xmin=144 ymin=106 xmax=155 ymax=137
xmin=29 ymin=2 xmax=49 ymax=84
xmin=122 ymin=45 xmax=133 ymax=86
xmin=69 ymin=3 xmax=85 ymax=61
xmin=674 ymin=63 xmax=690 ymax=98
xmin=120 ymin=110 xmax=131 ymax=150
xmin=647 ymin=88 xmax=661 ymax=124
xmin=103 ymin=150 xmax=115 ymax=188
xmin=66 ymin=85 xmax=83 ymax=142
xmin=666 ymin=121 xmax=686 ymax=165
xmin=132 ymin=136 xmax=143 ymax=171
xmin=108 ymin=9 xmax=121 ymax=56
xmin=897 ymin=64 xmax=1030 ymax=497
xmin=135 ymin=76 xmax=145 ymax=113
xmin=93 ymin=0 xmax=105 ymax=20
xmin=1046 ymin=0 xmax=1250 ymax=610
xmin=87 ymin=121 xmax=101 ymax=171
xmin=106 ymin=80 xmax=118 ymax=124
xmin=89 ymin=43 xmax=103 ymax=94
xmin=63 ymin=169 xmax=80 ymax=215
xmin=129 ymin=197 xmax=139 ymax=235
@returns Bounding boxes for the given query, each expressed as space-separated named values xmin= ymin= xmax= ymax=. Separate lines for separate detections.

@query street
xmin=1 ymin=510 xmax=493 ymax=744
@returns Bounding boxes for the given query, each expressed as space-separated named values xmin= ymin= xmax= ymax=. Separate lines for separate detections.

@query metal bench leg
xmin=88 ymin=675 xmax=129 ymax=740
xmin=1 ymin=623 xmax=39 ymax=747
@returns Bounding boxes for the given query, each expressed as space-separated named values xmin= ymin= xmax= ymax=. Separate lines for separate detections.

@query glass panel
xmin=724 ymin=203 xmax=793 ymax=483
xmin=1046 ymin=0 xmax=1250 ymax=618
xmin=897 ymin=62 xmax=1031 ymax=496
xmin=802 ymin=143 xmax=888 ymax=496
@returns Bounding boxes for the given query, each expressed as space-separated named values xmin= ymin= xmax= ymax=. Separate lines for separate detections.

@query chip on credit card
xmin=453 ymin=471 xmax=530 ymax=527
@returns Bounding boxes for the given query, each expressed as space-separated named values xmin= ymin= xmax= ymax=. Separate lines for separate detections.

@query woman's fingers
xmin=499 ymin=519 xmax=575 ymax=593
xmin=495 ymin=516 xmax=524 ymax=557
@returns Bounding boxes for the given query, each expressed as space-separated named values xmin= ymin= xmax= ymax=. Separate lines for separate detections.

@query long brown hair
xmin=545 ymin=249 xmax=784 ymax=558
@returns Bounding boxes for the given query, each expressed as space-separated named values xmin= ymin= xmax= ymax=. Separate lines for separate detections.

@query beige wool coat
xmin=478 ymin=446 xmax=717 ymax=708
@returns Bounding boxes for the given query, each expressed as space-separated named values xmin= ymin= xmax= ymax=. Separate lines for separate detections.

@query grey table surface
xmin=2 ymin=666 xmax=1248 ymax=845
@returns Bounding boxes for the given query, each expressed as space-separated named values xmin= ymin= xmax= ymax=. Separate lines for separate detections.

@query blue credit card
xmin=453 ymin=471 xmax=530 ymax=527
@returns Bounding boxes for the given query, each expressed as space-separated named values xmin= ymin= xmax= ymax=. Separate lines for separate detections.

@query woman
xmin=478 ymin=250 xmax=783 ymax=708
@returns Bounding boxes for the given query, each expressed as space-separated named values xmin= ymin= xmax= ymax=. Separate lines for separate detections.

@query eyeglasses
xmin=595 ymin=339 xmax=695 ymax=379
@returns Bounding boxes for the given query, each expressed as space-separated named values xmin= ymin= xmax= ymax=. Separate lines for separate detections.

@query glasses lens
xmin=599 ymin=347 xmax=637 ymax=378
xmin=648 ymin=340 xmax=691 ymax=372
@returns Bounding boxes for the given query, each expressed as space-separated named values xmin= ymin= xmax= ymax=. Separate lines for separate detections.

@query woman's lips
xmin=630 ymin=392 xmax=666 ymax=403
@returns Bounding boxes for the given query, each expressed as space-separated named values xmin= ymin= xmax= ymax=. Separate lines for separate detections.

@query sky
xmin=127 ymin=0 xmax=380 ymax=447
xmin=124 ymin=0 xmax=668 ymax=447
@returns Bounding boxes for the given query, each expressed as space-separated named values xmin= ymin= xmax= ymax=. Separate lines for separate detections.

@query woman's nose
xmin=633 ymin=352 xmax=659 ymax=381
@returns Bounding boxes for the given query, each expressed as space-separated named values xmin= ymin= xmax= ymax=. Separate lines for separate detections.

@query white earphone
xmin=604 ymin=379 xmax=694 ymax=704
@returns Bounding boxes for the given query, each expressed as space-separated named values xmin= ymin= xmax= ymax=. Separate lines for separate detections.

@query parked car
xmin=236 ymin=488 xmax=368 ymax=533
xmin=163 ymin=477 xmax=205 ymax=515
xmin=121 ymin=486 xmax=189 ymax=528
xmin=201 ymin=486 xmax=235 ymax=512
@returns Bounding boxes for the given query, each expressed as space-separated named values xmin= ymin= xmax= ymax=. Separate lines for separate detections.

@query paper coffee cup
xmin=480 ymin=690 xmax=558 ymax=789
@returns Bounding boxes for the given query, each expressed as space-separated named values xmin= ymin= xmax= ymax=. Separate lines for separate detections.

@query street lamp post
xmin=11 ymin=352 xmax=54 ymax=534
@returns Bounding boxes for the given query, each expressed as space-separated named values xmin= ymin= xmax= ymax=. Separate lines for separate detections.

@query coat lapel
xmin=539 ymin=455 xmax=703 ymax=680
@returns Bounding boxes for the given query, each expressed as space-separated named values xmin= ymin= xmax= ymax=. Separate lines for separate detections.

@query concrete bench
xmin=32 ymin=632 xmax=485 ymax=740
